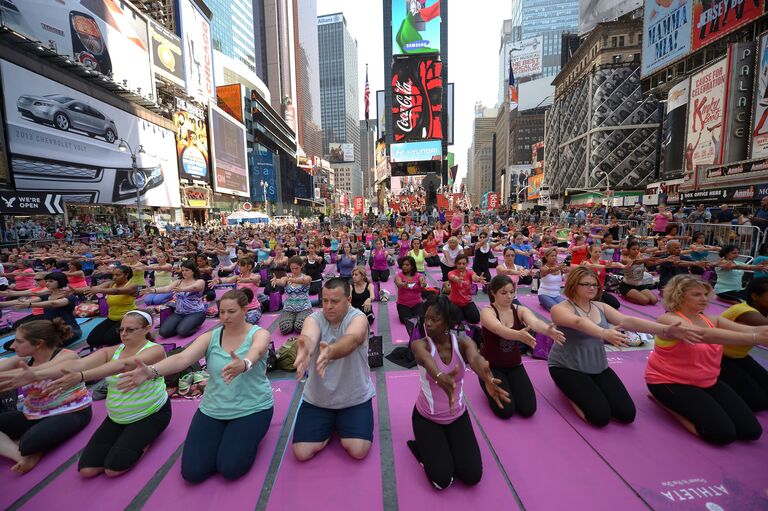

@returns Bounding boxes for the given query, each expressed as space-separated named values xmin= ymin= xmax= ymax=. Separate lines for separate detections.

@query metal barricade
xmin=678 ymin=223 xmax=763 ymax=258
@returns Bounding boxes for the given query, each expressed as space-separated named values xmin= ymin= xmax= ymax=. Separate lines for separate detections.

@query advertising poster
xmin=179 ymin=0 xmax=215 ymax=102
xmin=149 ymin=21 xmax=185 ymax=88
xmin=685 ymin=59 xmax=728 ymax=169
xmin=642 ymin=0 xmax=693 ymax=77
xmin=752 ymin=33 xmax=768 ymax=159
xmin=1 ymin=0 xmax=154 ymax=98
xmin=722 ymin=42 xmax=755 ymax=163
xmin=392 ymin=57 xmax=443 ymax=142
xmin=1 ymin=60 xmax=180 ymax=207
xmin=0 ymin=91 xmax=8 ymax=185
xmin=390 ymin=140 xmax=442 ymax=162
xmin=527 ymin=173 xmax=545 ymax=200
xmin=579 ymin=0 xmax=643 ymax=35
xmin=391 ymin=0 xmax=441 ymax=56
xmin=486 ymin=192 xmax=499 ymax=210
xmin=662 ymin=78 xmax=689 ymax=179
xmin=510 ymin=36 xmax=544 ymax=79
xmin=376 ymin=90 xmax=386 ymax=137
xmin=446 ymin=83 xmax=454 ymax=145
xmin=328 ymin=143 xmax=354 ymax=163
xmin=209 ymin=104 xmax=248 ymax=197
xmin=692 ymin=0 xmax=764 ymax=51
xmin=173 ymin=101 xmax=209 ymax=183
xmin=216 ymin=84 xmax=244 ymax=123
xmin=248 ymin=146 xmax=278 ymax=203
xmin=353 ymin=196 xmax=364 ymax=215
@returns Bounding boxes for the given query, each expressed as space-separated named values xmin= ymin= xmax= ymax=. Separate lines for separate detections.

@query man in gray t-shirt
xmin=292 ymin=278 xmax=375 ymax=461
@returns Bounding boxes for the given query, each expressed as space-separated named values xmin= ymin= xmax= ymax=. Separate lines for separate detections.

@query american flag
xmin=364 ymin=64 xmax=370 ymax=129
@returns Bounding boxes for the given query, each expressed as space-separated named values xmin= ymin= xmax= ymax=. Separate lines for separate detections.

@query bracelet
xmin=149 ymin=365 xmax=160 ymax=379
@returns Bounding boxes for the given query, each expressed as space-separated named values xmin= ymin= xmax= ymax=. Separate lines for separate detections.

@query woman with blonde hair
xmin=351 ymin=266 xmax=375 ymax=325
xmin=548 ymin=267 xmax=700 ymax=427
xmin=646 ymin=275 xmax=768 ymax=444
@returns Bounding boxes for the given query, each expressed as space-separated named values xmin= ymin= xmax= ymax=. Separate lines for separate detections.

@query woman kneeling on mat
xmin=0 ymin=310 xmax=169 ymax=477
xmin=647 ymin=275 xmax=768 ymax=445
xmin=408 ymin=295 xmax=509 ymax=490
xmin=447 ymin=254 xmax=486 ymax=324
xmin=81 ymin=265 xmax=138 ymax=347
xmin=351 ymin=266 xmax=375 ymax=325
xmin=549 ymin=268 xmax=700 ymax=427
xmin=275 ymin=256 xmax=313 ymax=334
xmin=720 ymin=277 xmax=768 ymax=411
xmin=395 ymin=256 xmax=427 ymax=326
xmin=144 ymin=260 xmax=207 ymax=339
xmin=480 ymin=276 xmax=565 ymax=419
xmin=0 ymin=319 xmax=92 ymax=473
xmin=120 ymin=289 xmax=273 ymax=483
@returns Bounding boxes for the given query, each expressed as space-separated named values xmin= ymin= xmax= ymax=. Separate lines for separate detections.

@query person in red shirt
xmin=580 ymin=244 xmax=623 ymax=309
xmin=447 ymin=254 xmax=486 ymax=324
xmin=423 ymin=232 xmax=440 ymax=267
xmin=569 ymin=235 xmax=589 ymax=267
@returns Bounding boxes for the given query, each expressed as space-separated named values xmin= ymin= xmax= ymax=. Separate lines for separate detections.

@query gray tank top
xmin=623 ymin=260 xmax=645 ymax=286
xmin=548 ymin=302 xmax=610 ymax=374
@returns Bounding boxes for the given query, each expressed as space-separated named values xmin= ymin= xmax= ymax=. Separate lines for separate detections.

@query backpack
xmin=275 ymin=337 xmax=298 ymax=371
xmin=163 ymin=346 xmax=203 ymax=388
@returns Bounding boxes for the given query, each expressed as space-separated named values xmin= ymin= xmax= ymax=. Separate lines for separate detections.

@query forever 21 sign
xmin=0 ymin=191 xmax=65 ymax=215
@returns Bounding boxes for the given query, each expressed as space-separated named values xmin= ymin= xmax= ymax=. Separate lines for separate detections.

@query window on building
xmin=619 ymin=36 xmax=625 ymax=47
xmin=611 ymin=36 xmax=617 ymax=47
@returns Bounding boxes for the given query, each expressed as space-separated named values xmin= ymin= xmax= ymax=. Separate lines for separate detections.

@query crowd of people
xmin=0 ymin=199 xmax=766 ymax=492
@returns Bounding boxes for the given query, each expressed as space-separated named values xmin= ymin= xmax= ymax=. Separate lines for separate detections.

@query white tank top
xmin=539 ymin=271 xmax=562 ymax=297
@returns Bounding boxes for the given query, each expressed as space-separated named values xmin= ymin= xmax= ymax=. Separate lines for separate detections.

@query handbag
xmin=268 ymin=291 xmax=283 ymax=312
xmin=368 ymin=334 xmax=384 ymax=368
xmin=532 ymin=332 xmax=554 ymax=359
xmin=97 ymin=294 xmax=109 ymax=317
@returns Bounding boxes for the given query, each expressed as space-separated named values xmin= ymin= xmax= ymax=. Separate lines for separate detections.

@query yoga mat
xmin=21 ymin=399 xmax=198 ymax=511
xmin=387 ymin=301 xmax=411 ymax=345
xmin=464 ymin=361 xmax=647 ymax=510
xmin=265 ymin=378 xmax=382 ymax=511
xmin=143 ymin=379 xmax=297 ymax=511
xmin=515 ymin=294 xmax=554 ymax=321
xmin=386 ymin=371 xmax=517 ymax=510
xmin=531 ymin=351 xmax=768 ymax=510
xmin=0 ymin=402 xmax=109 ymax=509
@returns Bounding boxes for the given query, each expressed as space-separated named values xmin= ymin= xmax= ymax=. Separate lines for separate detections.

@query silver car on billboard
xmin=17 ymin=94 xmax=118 ymax=144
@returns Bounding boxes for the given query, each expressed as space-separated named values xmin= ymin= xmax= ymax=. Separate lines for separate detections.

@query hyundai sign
xmin=390 ymin=140 xmax=442 ymax=163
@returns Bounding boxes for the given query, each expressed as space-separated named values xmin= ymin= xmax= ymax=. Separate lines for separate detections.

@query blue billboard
xmin=390 ymin=140 xmax=442 ymax=162
xmin=249 ymin=145 xmax=278 ymax=203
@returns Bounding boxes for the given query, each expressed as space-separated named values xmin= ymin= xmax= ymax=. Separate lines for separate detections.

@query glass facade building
xmin=208 ymin=0 xmax=257 ymax=73
xmin=294 ymin=0 xmax=322 ymax=158
xmin=514 ymin=0 xmax=579 ymax=78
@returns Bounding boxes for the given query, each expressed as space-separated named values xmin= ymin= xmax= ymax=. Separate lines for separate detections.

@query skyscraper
xmin=207 ymin=0 xmax=257 ymax=72
xmin=360 ymin=119 xmax=377 ymax=202
xmin=515 ymin=0 xmax=579 ymax=77
xmin=293 ymin=0 xmax=323 ymax=158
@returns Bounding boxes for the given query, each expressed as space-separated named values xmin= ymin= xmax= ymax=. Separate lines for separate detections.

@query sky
xmin=317 ymin=0 xmax=512 ymax=187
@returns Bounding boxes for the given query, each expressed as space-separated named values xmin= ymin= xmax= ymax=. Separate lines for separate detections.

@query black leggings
xmin=440 ymin=263 xmax=454 ymax=282
xmin=648 ymin=379 xmax=762 ymax=445
xmin=0 ymin=406 xmax=92 ymax=456
xmin=456 ymin=302 xmax=480 ymax=324
xmin=397 ymin=302 xmax=423 ymax=325
xmin=159 ymin=311 xmax=207 ymax=338
xmin=719 ymin=355 xmax=768 ymax=411
xmin=181 ymin=407 xmax=273 ymax=483
xmin=411 ymin=407 xmax=482 ymax=489
xmin=598 ymin=291 xmax=620 ymax=310
xmin=78 ymin=398 xmax=172 ymax=472
xmin=716 ymin=290 xmax=747 ymax=302
xmin=371 ymin=269 xmax=390 ymax=282
xmin=479 ymin=365 xmax=536 ymax=419
xmin=426 ymin=255 xmax=440 ymax=267
xmin=12 ymin=314 xmax=44 ymax=330
xmin=87 ymin=318 xmax=122 ymax=347
xmin=549 ymin=366 xmax=636 ymax=426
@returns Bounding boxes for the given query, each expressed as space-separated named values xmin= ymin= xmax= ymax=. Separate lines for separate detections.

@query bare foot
xmin=11 ymin=452 xmax=42 ymax=474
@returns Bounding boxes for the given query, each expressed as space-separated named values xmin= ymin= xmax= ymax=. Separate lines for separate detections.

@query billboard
xmin=1 ymin=0 xmax=154 ymax=98
xmin=329 ymin=143 xmax=354 ymax=163
xmin=0 ymin=88 xmax=8 ymax=185
xmin=722 ymin=42 xmax=755 ymax=164
xmin=392 ymin=57 xmax=443 ymax=142
xmin=1 ymin=60 xmax=180 ymax=207
xmin=249 ymin=146 xmax=278 ymax=203
xmin=692 ymin=0 xmax=764 ymax=51
xmin=446 ymin=82 xmax=454 ymax=145
xmin=752 ymin=33 xmax=768 ymax=159
xmin=149 ymin=21 xmax=185 ymax=88
xmin=641 ymin=0 xmax=693 ymax=77
xmin=376 ymin=90 xmax=386 ymax=137
xmin=579 ymin=0 xmax=643 ymax=35
xmin=374 ymin=138 xmax=389 ymax=182
xmin=391 ymin=0 xmax=441 ymax=56
xmin=179 ymin=0 xmax=215 ymax=102
xmin=527 ymin=173 xmax=545 ymax=200
xmin=510 ymin=36 xmax=544 ymax=79
xmin=216 ymin=84 xmax=244 ymax=124
xmin=390 ymin=140 xmax=442 ymax=162
xmin=353 ymin=196 xmax=364 ymax=215
xmin=209 ymin=104 xmax=248 ymax=197
xmin=662 ymin=79 xmax=689 ymax=179
xmin=173 ymin=100 xmax=209 ymax=183
xmin=685 ymin=59 xmax=728 ymax=169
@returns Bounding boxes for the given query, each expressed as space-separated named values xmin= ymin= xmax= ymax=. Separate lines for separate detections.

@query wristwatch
xmin=243 ymin=358 xmax=253 ymax=372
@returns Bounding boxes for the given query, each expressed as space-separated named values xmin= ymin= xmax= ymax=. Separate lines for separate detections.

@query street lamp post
xmin=260 ymin=180 xmax=269 ymax=213
xmin=118 ymin=138 xmax=145 ymax=233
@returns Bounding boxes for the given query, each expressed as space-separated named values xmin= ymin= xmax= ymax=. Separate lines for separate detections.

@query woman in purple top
xmin=408 ymin=295 xmax=509 ymax=490
xmin=142 ymin=260 xmax=207 ymax=338
xmin=370 ymin=239 xmax=391 ymax=284
xmin=397 ymin=233 xmax=411 ymax=262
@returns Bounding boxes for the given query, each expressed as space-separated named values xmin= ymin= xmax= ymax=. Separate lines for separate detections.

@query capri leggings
xmin=87 ymin=318 xmax=122 ymax=347
xmin=719 ymin=355 xmax=768 ymax=412
xmin=371 ymin=269 xmax=390 ymax=283
xmin=410 ymin=407 xmax=482 ymax=490
xmin=0 ymin=407 xmax=92 ymax=456
xmin=278 ymin=309 xmax=313 ymax=335
xmin=479 ymin=365 xmax=536 ymax=419
xmin=455 ymin=302 xmax=480 ymax=324
xmin=648 ymin=379 xmax=762 ymax=445
xmin=549 ymin=366 xmax=636 ymax=426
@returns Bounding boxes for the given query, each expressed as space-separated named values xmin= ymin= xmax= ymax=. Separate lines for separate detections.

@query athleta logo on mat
xmin=659 ymin=484 xmax=729 ymax=502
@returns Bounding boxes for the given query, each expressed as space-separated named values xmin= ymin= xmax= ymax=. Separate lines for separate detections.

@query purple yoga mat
xmin=143 ymin=379 xmax=297 ymax=511
xmin=463 ymin=361 xmax=647 ymax=510
xmin=21 ymin=399 xmax=198 ymax=511
xmin=385 ymin=371 xmax=515 ymax=510
xmin=530 ymin=351 xmax=768 ymax=510
xmin=0 ymin=402 xmax=108 ymax=509
xmin=265 ymin=379 xmax=382 ymax=511
xmin=387 ymin=301 xmax=411 ymax=345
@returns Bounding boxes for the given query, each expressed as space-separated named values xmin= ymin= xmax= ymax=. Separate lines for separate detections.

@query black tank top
xmin=351 ymin=284 xmax=371 ymax=310
xmin=305 ymin=259 xmax=324 ymax=280
xmin=480 ymin=304 xmax=523 ymax=369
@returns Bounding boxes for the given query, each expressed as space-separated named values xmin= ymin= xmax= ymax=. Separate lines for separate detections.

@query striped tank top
xmin=106 ymin=341 xmax=168 ymax=424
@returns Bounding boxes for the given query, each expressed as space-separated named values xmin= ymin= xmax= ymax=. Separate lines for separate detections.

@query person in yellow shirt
xmin=720 ymin=277 xmax=768 ymax=412
xmin=81 ymin=266 xmax=138 ymax=348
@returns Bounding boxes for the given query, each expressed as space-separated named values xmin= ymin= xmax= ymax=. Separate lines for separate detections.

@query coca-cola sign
xmin=391 ymin=57 xmax=443 ymax=142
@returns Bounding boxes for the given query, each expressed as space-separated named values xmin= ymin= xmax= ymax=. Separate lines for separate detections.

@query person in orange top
xmin=646 ymin=275 xmax=768 ymax=445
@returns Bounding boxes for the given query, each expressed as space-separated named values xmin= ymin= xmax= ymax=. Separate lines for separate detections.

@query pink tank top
xmin=415 ymin=333 xmax=466 ymax=424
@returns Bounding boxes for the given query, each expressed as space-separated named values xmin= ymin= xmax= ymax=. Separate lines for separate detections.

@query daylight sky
xmin=317 ymin=0 xmax=512 ymax=187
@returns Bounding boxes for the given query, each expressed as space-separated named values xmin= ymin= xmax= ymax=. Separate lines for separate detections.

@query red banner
xmin=389 ymin=194 xmax=423 ymax=212
xmin=692 ymin=0 xmax=764 ymax=52
xmin=353 ymin=196 xmax=364 ymax=215
xmin=487 ymin=192 xmax=499 ymax=210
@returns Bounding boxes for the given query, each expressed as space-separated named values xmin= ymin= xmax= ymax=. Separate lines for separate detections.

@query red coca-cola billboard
xmin=391 ymin=57 xmax=443 ymax=142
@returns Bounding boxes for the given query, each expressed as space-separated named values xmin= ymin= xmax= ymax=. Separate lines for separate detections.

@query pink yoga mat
xmin=530 ymin=351 xmax=768 ymax=510
xmin=463 ymin=361 xmax=647 ymax=510
xmin=385 ymin=371 xmax=516 ymax=510
xmin=515 ymin=294 xmax=554 ymax=320
xmin=143 ymin=379 xmax=297 ymax=511
xmin=21 ymin=399 xmax=198 ymax=511
xmin=265 ymin=379 xmax=382 ymax=511
xmin=0 ymin=402 xmax=108 ymax=509
xmin=387 ymin=301 xmax=411 ymax=345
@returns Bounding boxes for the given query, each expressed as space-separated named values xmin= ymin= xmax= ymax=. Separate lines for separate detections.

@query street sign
xmin=0 ymin=191 xmax=65 ymax=215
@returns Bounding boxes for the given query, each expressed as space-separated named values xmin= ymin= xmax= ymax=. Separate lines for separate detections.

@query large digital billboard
xmin=173 ymin=100 xmax=209 ymax=183
xmin=692 ymin=0 xmax=764 ymax=51
xmin=328 ymin=143 xmax=354 ymax=163
xmin=1 ymin=60 xmax=180 ymax=207
xmin=392 ymin=57 xmax=443 ymax=142
xmin=179 ymin=0 xmax=215 ymax=102
xmin=641 ymin=0 xmax=693 ymax=77
xmin=149 ymin=20 xmax=185 ymax=88
xmin=249 ymin=145 xmax=278 ymax=203
xmin=685 ymin=58 xmax=728 ymax=169
xmin=392 ymin=0 xmax=441 ymax=56
xmin=1 ymin=0 xmax=154 ymax=99
xmin=216 ymin=84 xmax=244 ymax=124
xmin=209 ymin=104 xmax=248 ymax=197
xmin=662 ymin=78 xmax=689 ymax=179
xmin=752 ymin=33 xmax=768 ymax=159
xmin=390 ymin=140 xmax=442 ymax=162
xmin=510 ymin=36 xmax=543 ymax=79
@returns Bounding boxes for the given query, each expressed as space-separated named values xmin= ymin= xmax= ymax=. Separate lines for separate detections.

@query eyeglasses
xmin=578 ymin=283 xmax=600 ymax=288
xmin=118 ymin=327 xmax=141 ymax=334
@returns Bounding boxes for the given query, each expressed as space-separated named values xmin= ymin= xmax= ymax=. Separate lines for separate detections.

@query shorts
xmin=292 ymin=398 xmax=374 ymax=443
xmin=619 ymin=282 xmax=649 ymax=296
